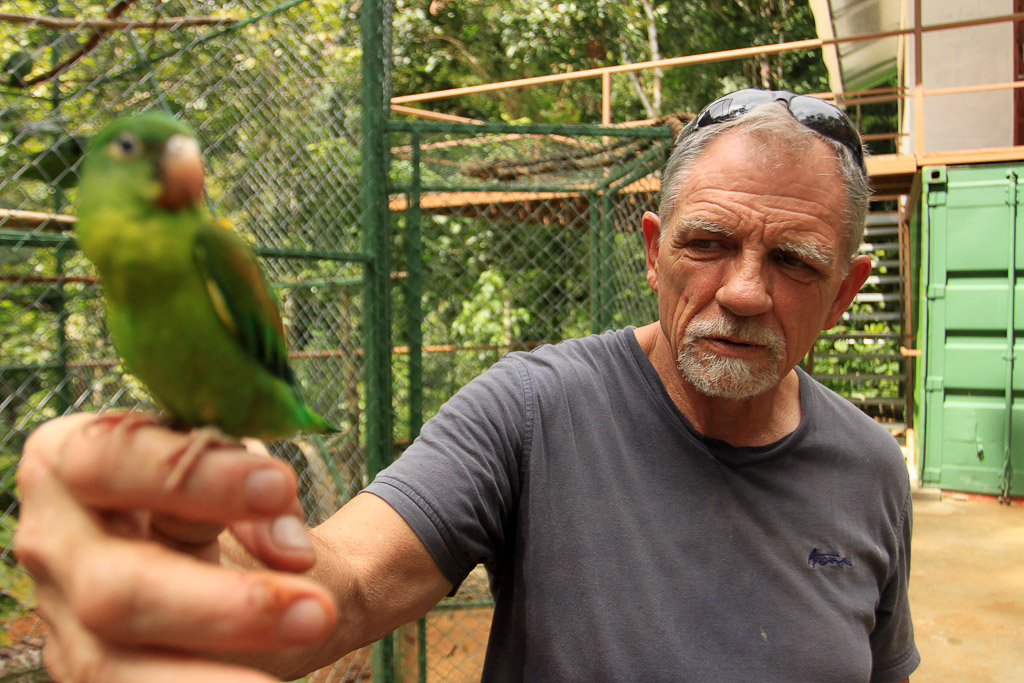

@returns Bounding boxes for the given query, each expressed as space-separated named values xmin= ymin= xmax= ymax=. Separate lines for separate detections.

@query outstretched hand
xmin=14 ymin=412 xmax=338 ymax=682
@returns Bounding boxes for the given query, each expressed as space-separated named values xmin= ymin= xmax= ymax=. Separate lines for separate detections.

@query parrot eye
xmin=108 ymin=132 xmax=142 ymax=160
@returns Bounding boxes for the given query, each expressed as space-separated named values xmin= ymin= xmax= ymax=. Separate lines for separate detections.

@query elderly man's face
xmin=643 ymin=130 xmax=871 ymax=399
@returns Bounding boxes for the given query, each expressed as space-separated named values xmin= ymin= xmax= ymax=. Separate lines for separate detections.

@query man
xmin=14 ymin=89 xmax=918 ymax=682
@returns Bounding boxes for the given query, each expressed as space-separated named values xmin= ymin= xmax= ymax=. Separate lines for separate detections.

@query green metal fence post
xmin=47 ymin=3 xmax=71 ymax=415
xmin=598 ymin=189 xmax=614 ymax=331
xmin=53 ymin=244 xmax=72 ymax=414
xmin=406 ymin=130 xmax=424 ymax=470
xmin=1001 ymin=171 xmax=1018 ymax=503
xmin=588 ymin=190 xmax=600 ymax=332
xmin=405 ymin=131 xmax=428 ymax=683
xmin=361 ymin=0 xmax=396 ymax=679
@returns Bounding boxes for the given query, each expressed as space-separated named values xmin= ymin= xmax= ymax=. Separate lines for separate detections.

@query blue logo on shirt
xmin=808 ymin=548 xmax=853 ymax=568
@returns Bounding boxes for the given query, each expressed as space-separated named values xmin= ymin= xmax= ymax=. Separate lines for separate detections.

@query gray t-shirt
xmin=366 ymin=327 xmax=919 ymax=682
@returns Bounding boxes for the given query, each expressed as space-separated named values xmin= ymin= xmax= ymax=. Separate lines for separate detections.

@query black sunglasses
xmin=685 ymin=88 xmax=865 ymax=172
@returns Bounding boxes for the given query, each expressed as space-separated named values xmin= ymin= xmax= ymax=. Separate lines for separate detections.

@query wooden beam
xmin=391 ymin=38 xmax=827 ymax=104
xmin=601 ymin=72 xmax=612 ymax=126
xmin=389 ymin=190 xmax=580 ymax=212
xmin=0 ymin=11 xmax=237 ymax=30
xmin=389 ymin=104 xmax=485 ymax=124
xmin=867 ymin=154 xmax=917 ymax=176
xmin=918 ymin=146 xmax=1024 ymax=165
xmin=0 ymin=208 xmax=76 ymax=231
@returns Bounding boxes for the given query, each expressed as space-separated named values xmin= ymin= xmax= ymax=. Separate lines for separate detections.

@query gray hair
xmin=658 ymin=103 xmax=870 ymax=263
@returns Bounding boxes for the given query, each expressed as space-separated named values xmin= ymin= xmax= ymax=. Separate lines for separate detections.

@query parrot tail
xmin=305 ymin=407 xmax=341 ymax=434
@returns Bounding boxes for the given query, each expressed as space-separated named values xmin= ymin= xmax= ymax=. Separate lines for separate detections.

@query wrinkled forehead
xmin=670 ymin=132 xmax=849 ymax=255
xmin=698 ymin=124 xmax=830 ymax=177
xmin=680 ymin=129 xmax=845 ymax=210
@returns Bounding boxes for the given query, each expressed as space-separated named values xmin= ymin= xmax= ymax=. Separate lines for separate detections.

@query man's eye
xmin=687 ymin=239 xmax=721 ymax=251
xmin=778 ymin=252 xmax=806 ymax=268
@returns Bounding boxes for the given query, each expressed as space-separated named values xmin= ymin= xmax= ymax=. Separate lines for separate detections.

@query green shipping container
xmin=913 ymin=163 xmax=1024 ymax=499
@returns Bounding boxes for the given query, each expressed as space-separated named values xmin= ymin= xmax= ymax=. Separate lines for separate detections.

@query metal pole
xmin=598 ymin=190 xmax=614 ymax=331
xmin=361 ymin=0 xmax=396 ymax=679
xmin=1001 ymin=171 xmax=1017 ymax=504
xmin=407 ymin=130 xmax=427 ymax=683
xmin=913 ymin=0 xmax=925 ymax=159
xmin=602 ymin=72 xmax=612 ymax=126
xmin=589 ymin=190 xmax=600 ymax=331
xmin=46 ymin=0 xmax=71 ymax=415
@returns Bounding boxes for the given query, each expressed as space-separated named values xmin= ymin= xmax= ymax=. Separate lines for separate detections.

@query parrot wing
xmin=192 ymin=222 xmax=298 ymax=389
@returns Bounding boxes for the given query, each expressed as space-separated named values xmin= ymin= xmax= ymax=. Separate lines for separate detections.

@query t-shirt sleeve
xmin=869 ymin=489 xmax=921 ymax=682
xmin=363 ymin=355 xmax=530 ymax=590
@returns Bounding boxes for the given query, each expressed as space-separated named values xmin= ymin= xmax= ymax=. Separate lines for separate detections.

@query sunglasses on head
xmin=685 ymin=88 xmax=866 ymax=172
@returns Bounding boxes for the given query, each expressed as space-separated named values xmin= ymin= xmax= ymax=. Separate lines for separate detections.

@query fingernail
xmin=244 ymin=469 xmax=290 ymax=512
xmin=278 ymin=598 xmax=331 ymax=641
xmin=270 ymin=515 xmax=313 ymax=552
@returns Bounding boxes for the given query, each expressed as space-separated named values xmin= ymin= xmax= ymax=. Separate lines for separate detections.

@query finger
xmin=240 ymin=438 xmax=272 ymax=458
xmin=149 ymin=513 xmax=226 ymax=561
xmin=43 ymin=628 xmax=282 ymax=683
xmin=63 ymin=535 xmax=336 ymax=652
xmin=21 ymin=414 xmax=307 ymax=563
xmin=18 ymin=432 xmax=335 ymax=655
xmin=46 ymin=413 xmax=301 ymax=521
xmin=37 ymin=557 xmax=285 ymax=683
xmin=41 ymin=591 xmax=281 ymax=683
xmin=227 ymin=515 xmax=317 ymax=572
xmin=66 ymin=653 xmax=281 ymax=683
xmin=149 ymin=499 xmax=311 ymax=567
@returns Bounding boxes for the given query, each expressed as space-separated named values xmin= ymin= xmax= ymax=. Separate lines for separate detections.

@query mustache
xmin=684 ymin=315 xmax=786 ymax=358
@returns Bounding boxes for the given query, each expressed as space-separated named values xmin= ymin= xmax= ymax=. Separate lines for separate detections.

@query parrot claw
xmin=163 ymin=426 xmax=239 ymax=491
xmin=89 ymin=410 xmax=164 ymax=442
xmin=88 ymin=412 xmax=235 ymax=491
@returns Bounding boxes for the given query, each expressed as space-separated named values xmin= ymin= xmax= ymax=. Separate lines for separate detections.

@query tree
xmin=390 ymin=0 xmax=829 ymax=123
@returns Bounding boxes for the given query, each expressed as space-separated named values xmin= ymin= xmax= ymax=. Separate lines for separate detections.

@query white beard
xmin=676 ymin=314 xmax=787 ymax=399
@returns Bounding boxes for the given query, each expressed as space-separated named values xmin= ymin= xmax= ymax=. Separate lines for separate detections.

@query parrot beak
xmin=155 ymin=134 xmax=205 ymax=209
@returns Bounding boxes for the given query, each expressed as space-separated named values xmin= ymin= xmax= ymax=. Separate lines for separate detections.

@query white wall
xmin=902 ymin=0 xmax=1014 ymax=154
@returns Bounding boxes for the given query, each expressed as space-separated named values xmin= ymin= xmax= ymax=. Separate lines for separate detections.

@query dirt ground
xmin=908 ymin=487 xmax=1024 ymax=682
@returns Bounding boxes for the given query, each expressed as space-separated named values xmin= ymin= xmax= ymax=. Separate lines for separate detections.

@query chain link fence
xmin=388 ymin=119 xmax=675 ymax=680
xmin=1 ymin=1 xmax=375 ymax=679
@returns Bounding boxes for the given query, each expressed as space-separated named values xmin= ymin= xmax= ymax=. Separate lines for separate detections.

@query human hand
xmin=14 ymin=412 xmax=338 ymax=682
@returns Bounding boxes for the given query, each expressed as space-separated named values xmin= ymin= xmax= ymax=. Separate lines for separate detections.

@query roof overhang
xmin=810 ymin=0 xmax=901 ymax=92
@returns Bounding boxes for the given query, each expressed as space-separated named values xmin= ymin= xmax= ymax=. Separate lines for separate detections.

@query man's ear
xmin=642 ymin=211 xmax=661 ymax=292
xmin=823 ymin=254 xmax=872 ymax=329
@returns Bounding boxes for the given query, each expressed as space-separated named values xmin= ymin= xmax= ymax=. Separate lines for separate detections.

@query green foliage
xmin=391 ymin=0 xmax=829 ymax=123
xmin=451 ymin=269 xmax=531 ymax=344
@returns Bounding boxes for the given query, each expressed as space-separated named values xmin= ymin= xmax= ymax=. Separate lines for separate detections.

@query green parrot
xmin=75 ymin=112 xmax=337 ymax=480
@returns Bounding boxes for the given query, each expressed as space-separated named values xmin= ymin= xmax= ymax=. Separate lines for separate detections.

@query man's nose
xmin=715 ymin=255 xmax=772 ymax=317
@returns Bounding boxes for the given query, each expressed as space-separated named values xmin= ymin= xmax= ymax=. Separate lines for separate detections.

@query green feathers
xmin=76 ymin=112 xmax=338 ymax=439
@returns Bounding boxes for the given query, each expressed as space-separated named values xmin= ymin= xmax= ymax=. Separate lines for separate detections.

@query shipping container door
xmin=921 ymin=165 xmax=1023 ymax=498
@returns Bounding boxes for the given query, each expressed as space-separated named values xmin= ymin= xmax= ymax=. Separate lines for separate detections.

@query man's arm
xmin=14 ymin=413 xmax=451 ymax=682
